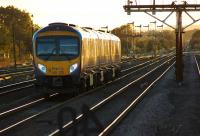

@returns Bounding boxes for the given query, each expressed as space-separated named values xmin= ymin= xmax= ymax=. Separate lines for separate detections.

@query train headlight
xmin=38 ymin=64 xmax=47 ymax=73
xmin=70 ymin=63 xmax=78 ymax=73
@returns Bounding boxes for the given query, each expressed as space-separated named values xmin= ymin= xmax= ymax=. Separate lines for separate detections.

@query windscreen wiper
xmin=59 ymin=53 xmax=71 ymax=60
xmin=46 ymin=47 xmax=57 ymax=60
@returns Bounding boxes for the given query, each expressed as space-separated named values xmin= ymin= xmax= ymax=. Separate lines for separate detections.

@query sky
xmin=1 ymin=0 xmax=200 ymax=30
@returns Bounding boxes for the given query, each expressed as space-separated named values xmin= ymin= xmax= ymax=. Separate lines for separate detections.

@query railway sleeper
xmin=34 ymin=85 xmax=50 ymax=99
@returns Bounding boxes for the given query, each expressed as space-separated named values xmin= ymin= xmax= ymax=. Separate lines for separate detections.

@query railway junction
xmin=0 ymin=52 xmax=199 ymax=136
xmin=0 ymin=1 xmax=200 ymax=136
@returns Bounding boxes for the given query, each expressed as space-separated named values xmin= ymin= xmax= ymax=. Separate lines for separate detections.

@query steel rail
xmin=0 ymin=55 xmax=167 ymax=96
xmin=0 ymin=56 xmax=173 ymax=134
xmin=0 ymin=55 xmax=167 ymax=118
xmin=0 ymin=70 xmax=33 ymax=78
xmin=194 ymin=55 xmax=200 ymax=76
xmin=0 ymin=65 xmax=33 ymax=73
xmin=0 ymin=58 xmax=148 ymax=96
xmin=0 ymin=93 xmax=58 ymax=133
xmin=121 ymin=54 xmax=168 ymax=72
xmin=0 ymin=55 xmax=171 ymax=117
xmin=98 ymin=62 xmax=175 ymax=136
xmin=0 ymin=79 xmax=35 ymax=90
xmin=112 ymin=55 xmax=174 ymax=84
xmin=0 ymin=93 xmax=58 ymax=118
xmin=48 ymin=57 xmax=174 ymax=136
xmin=121 ymin=57 xmax=136 ymax=63
xmin=0 ymin=84 xmax=34 ymax=96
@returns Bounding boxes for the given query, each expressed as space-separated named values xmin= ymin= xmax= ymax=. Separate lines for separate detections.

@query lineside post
xmin=176 ymin=9 xmax=183 ymax=83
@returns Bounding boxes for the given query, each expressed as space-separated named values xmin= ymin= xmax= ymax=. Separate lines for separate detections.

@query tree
xmin=190 ymin=30 xmax=200 ymax=50
xmin=0 ymin=6 xmax=40 ymax=62
xmin=112 ymin=24 xmax=176 ymax=56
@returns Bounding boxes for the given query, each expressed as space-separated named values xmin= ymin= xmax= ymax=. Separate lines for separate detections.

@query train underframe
xmin=34 ymin=64 xmax=121 ymax=97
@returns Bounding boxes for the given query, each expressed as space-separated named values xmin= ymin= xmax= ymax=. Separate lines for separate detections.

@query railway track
xmin=0 ymin=69 xmax=34 ymax=91
xmin=0 ymin=65 xmax=33 ymax=74
xmin=49 ymin=57 xmax=175 ymax=136
xmin=0 ymin=57 xmax=153 ymax=108
xmin=0 ymin=79 xmax=35 ymax=96
xmin=0 ymin=55 xmax=163 ymax=115
xmin=98 ymin=61 xmax=174 ymax=136
xmin=0 ymin=56 xmax=136 ymax=75
xmin=0 ymin=57 xmax=154 ymax=109
xmin=0 ymin=54 xmax=174 ymax=135
xmin=0 ymin=55 xmax=172 ymax=96
xmin=0 ymin=55 xmax=151 ymax=90
xmin=0 ymin=79 xmax=36 ymax=109
xmin=194 ymin=55 xmax=200 ymax=77
xmin=0 ymin=55 xmax=166 ymax=98
xmin=0 ymin=70 xmax=33 ymax=78
xmin=0 ymin=54 xmax=172 ymax=107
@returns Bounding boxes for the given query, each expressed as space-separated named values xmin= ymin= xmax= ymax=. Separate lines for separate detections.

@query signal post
xmin=124 ymin=1 xmax=200 ymax=83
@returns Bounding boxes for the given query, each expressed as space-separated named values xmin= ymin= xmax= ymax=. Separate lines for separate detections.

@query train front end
xmin=32 ymin=23 xmax=81 ymax=93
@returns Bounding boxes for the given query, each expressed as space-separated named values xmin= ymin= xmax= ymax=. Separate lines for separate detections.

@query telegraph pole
xmin=101 ymin=26 xmax=109 ymax=32
xmin=150 ymin=21 xmax=157 ymax=57
xmin=126 ymin=25 xmax=129 ymax=56
xmin=31 ymin=14 xmax=34 ymax=37
xmin=127 ymin=22 xmax=135 ymax=57
xmin=143 ymin=24 xmax=149 ymax=31
xmin=135 ymin=24 xmax=142 ymax=36
xmin=12 ymin=23 xmax=17 ymax=68
xmin=117 ymin=23 xmax=141 ymax=57
xmin=135 ymin=24 xmax=142 ymax=57
xmin=157 ymin=24 xmax=164 ymax=56
xmin=124 ymin=1 xmax=200 ymax=83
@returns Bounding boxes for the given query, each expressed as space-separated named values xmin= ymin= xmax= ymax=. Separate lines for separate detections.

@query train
xmin=32 ymin=23 xmax=121 ymax=96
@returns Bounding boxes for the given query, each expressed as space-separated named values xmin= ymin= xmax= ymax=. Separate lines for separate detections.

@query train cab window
xmin=36 ymin=38 xmax=56 ymax=56
xmin=36 ymin=36 xmax=79 ymax=61
xmin=59 ymin=38 xmax=79 ymax=56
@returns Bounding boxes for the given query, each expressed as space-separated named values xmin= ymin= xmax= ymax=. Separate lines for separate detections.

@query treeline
xmin=190 ymin=30 xmax=200 ymax=50
xmin=0 ymin=6 xmax=39 ymax=62
xmin=112 ymin=24 xmax=176 ymax=56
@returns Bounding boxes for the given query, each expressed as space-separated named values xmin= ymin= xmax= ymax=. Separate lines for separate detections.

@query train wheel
xmin=96 ymin=72 xmax=102 ymax=86
xmin=104 ymin=69 xmax=112 ymax=83
xmin=115 ymin=67 xmax=121 ymax=77
xmin=111 ymin=67 xmax=116 ymax=80
xmin=89 ymin=73 xmax=94 ymax=88
xmin=93 ymin=73 xmax=98 ymax=87
xmin=100 ymin=70 xmax=104 ymax=84
xmin=96 ymin=71 xmax=103 ymax=85
xmin=108 ymin=69 xmax=113 ymax=81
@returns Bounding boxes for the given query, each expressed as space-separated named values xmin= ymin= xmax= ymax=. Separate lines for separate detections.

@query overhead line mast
xmin=124 ymin=1 xmax=200 ymax=84
xmin=153 ymin=0 xmax=156 ymax=15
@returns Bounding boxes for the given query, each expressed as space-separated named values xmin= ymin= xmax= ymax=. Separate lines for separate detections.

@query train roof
xmin=35 ymin=23 xmax=120 ymax=42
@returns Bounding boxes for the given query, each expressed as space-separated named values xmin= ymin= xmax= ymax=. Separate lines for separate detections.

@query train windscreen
xmin=36 ymin=36 xmax=79 ymax=61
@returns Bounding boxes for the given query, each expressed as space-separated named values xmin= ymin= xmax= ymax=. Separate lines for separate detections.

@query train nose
xmin=50 ymin=67 xmax=65 ymax=75
xmin=47 ymin=64 xmax=68 ymax=76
